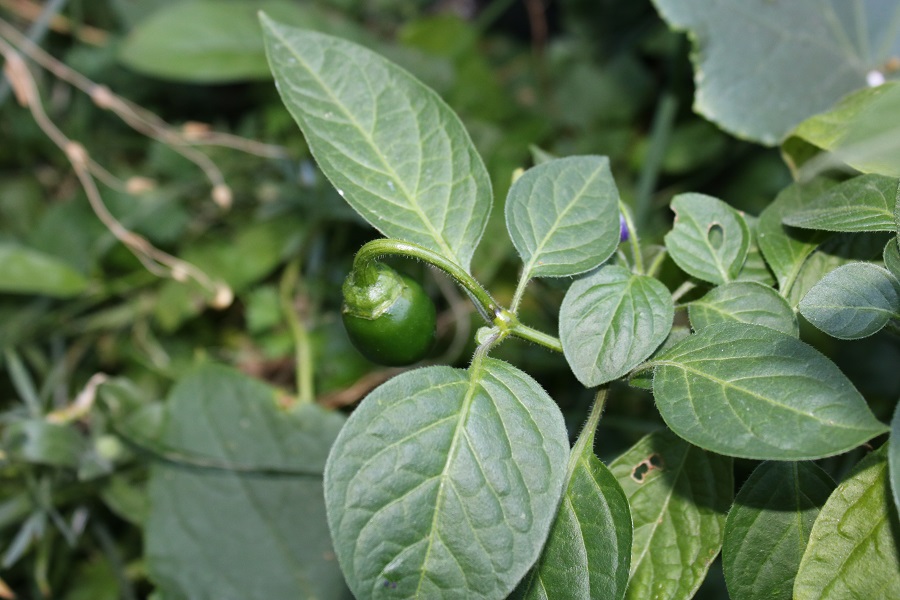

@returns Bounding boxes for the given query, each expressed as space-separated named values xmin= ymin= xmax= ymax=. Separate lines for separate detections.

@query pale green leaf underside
xmin=610 ymin=430 xmax=732 ymax=600
xmin=324 ymin=360 xmax=568 ymax=599
xmin=653 ymin=323 xmax=887 ymax=460
xmin=794 ymin=446 xmax=900 ymax=599
xmin=145 ymin=365 xmax=350 ymax=600
xmin=689 ymin=281 xmax=798 ymax=336
xmin=261 ymin=16 xmax=491 ymax=271
xmin=782 ymin=174 xmax=899 ymax=233
xmin=723 ymin=461 xmax=834 ymax=600
xmin=664 ymin=193 xmax=750 ymax=285
xmin=506 ymin=156 xmax=620 ymax=279
xmin=651 ymin=0 xmax=900 ymax=145
xmin=560 ymin=265 xmax=674 ymax=387
xmin=0 ymin=243 xmax=88 ymax=297
xmin=799 ymin=262 xmax=900 ymax=339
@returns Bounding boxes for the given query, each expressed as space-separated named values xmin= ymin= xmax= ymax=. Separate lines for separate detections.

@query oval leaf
xmin=505 ymin=156 xmax=620 ymax=279
xmin=653 ymin=323 xmax=888 ymax=460
xmin=782 ymin=174 xmax=899 ymax=233
xmin=723 ymin=461 xmax=834 ymax=600
xmin=689 ymin=281 xmax=798 ymax=336
xmin=794 ymin=446 xmax=900 ymax=599
xmin=261 ymin=16 xmax=491 ymax=272
xmin=883 ymin=237 xmax=900 ymax=280
xmin=0 ymin=243 xmax=88 ymax=297
xmin=664 ymin=193 xmax=750 ymax=285
xmin=799 ymin=262 xmax=900 ymax=340
xmin=609 ymin=430 xmax=732 ymax=600
xmin=324 ymin=360 xmax=569 ymax=599
xmin=560 ymin=265 xmax=673 ymax=387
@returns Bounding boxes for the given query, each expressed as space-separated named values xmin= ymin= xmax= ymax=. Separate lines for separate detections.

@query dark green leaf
xmin=890 ymin=403 xmax=900 ymax=516
xmin=689 ymin=281 xmax=797 ymax=336
xmin=324 ymin=359 xmax=569 ymax=599
xmin=794 ymin=446 xmax=900 ymax=599
xmin=782 ymin=174 xmax=899 ymax=233
xmin=0 ymin=243 xmax=88 ymax=297
xmin=609 ymin=430 xmax=732 ymax=600
xmin=799 ymin=262 xmax=900 ymax=339
xmin=2 ymin=420 xmax=85 ymax=468
xmin=653 ymin=323 xmax=887 ymax=459
xmin=560 ymin=265 xmax=673 ymax=387
xmin=723 ymin=461 xmax=834 ymax=600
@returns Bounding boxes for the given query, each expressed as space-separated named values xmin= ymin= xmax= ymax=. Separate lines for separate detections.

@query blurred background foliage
xmin=2 ymin=0 xmax=878 ymax=597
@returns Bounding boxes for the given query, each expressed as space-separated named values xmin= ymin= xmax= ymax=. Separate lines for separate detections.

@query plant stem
xmin=646 ymin=247 xmax=669 ymax=279
xmin=509 ymin=322 xmax=563 ymax=353
xmin=280 ymin=259 xmax=314 ymax=405
xmin=619 ymin=201 xmax=644 ymax=274
xmin=509 ymin=269 xmax=531 ymax=315
xmin=0 ymin=0 xmax=69 ymax=106
xmin=670 ymin=280 xmax=697 ymax=303
xmin=352 ymin=238 xmax=501 ymax=323
xmin=566 ymin=387 xmax=608 ymax=479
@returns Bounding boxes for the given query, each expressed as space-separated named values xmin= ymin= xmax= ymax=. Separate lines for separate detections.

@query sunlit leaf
xmin=782 ymin=174 xmax=899 ymax=233
xmin=689 ymin=281 xmax=797 ymax=336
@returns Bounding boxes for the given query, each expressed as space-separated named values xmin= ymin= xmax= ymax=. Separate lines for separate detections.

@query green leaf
xmin=664 ymin=193 xmax=750 ymax=285
xmin=145 ymin=365 xmax=350 ymax=600
xmin=890 ymin=404 xmax=900 ymax=517
xmin=782 ymin=174 xmax=899 ymax=233
xmin=689 ymin=281 xmax=798 ymax=336
xmin=505 ymin=156 xmax=620 ymax=279
xmin=609 ymin=430 xmax=732 ymax=600
xmin=735 ymin=214 xmax=776 ymax=286
xmin=262 ymin=16 xmax=491 ymax=272
xmin=0 ymin=243 xmax=88 ymax=297
xmin=514 ymin=416 xmax=632 ymax=600
xmin=324 ymin=359 xmax=569 ymax=599
xmin=723 ymin=461 xmax=834 ymax=600
xmin=560 ymin=265 xmax=673 ymax=387
xmin=757 ymin=178 xmax=835 ymax=294
xmin=799 ymin=262 xmax=900 ymax=339
xmin=653 ymin=323 xmax=888 ymax=460
xmin=650 ymin=0 xmax=900 ymax=145
xmin=784 ymin=82 xmax=900 ymax=178
xmin=2 ymin=420 xmax=85 ymax=468
xmin=794 ymin=446 xmax=900 ymax=599
xmin=884 ymin=237 xmax=900 ymax=280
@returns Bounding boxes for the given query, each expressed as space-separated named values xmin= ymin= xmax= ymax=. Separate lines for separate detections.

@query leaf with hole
xmin=653 ymin=323 xmax=887 ymax=459
xmin=723 ymin=461 xmax=834 ymax=600
xmin=261 ymin=16 xmax=491 ymax=272
xmin=609 ymin=430 xmax=732 ymax=600
xmin=324 ymin=360 xmax=569 ymax=599
xmin=799 ymin=262 xmax=900 ymax=339
xmin=664 ymin=193 xmax=749 ymax=285
xmin=560 ymin=265 xmax=673 ymax=387
xmin=794 ymin=445 xmax=900 ymax=599
xmin=689 ymin=281 xmax=797 ymax=336
xmin=782 ymin=174 xmax=899 ymax=233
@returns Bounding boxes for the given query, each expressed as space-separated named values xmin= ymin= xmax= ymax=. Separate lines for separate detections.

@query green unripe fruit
xmin=341 ymin=263 xmax=436 ymax=366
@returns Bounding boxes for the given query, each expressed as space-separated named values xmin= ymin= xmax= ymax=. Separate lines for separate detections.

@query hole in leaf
xmin=708 ymin=223 xmax=724 ymax=249
xmin=630 ymin=453 xmax=664 ymax=482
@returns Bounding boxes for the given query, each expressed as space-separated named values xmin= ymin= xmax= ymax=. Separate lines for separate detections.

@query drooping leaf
xmin=652 ymin=323 xmax=887 ymax=460
xmin=757 ymin=178 xmax=835 ymax=294
xmin=723 ymin=461 xmax=834 ymax=600
xmin=799 ymin=262 xmax=900 ymax=339
xmin=782 ymin=174 xmax=899 ymax=233
xmin=145 ymin=365 xmax=351 ymax=600
xmin=664 ymin=193 xmax=750 ymax=285
xmin=560 ymin=265 xmax=673 ymax=387
xmin=689 ymin=281 xmax=798 ymax=336
xmin=609 ymin=430 xmax=732 ymax=600
xmin=513 ymin=410 xmax=631 ymax=600
xmin=0 ymin=243 xmax=88 ymax=297
xmin=505 ymin=156 xmax=620 ymax=280
xmin=261 ymin=16 xmax=491 ymax=272
xmin=650 ymin=0 xmax=900 ymax=145
xmin=890 ymin=404 xmax=900 ymax=516
xmin=784 ymin=82 xmax=900 ymax=178
xmin=794 ymin=446 xmax=900 ymax=599
xmin=324 ymin=359 xmax=569 ymax=599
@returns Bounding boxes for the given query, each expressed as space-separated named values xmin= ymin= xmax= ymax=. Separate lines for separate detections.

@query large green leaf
xmin=782 ymin=174 xmax=899 ymax=233
xmin=723 ymin=461 xmax=834 ymax=600
xmin=324 ymin=359 xmax=569 ymax=599
xmin=513 ymin=408 xmax=632 ymax=600
xmin=664 ymin=193 xmax=749 ymax=285
xmin=784 ymin=82 xmax=900 ymax=178
xmin=688 ymin=281 xmax=798 ymax=336
xmin=650 ymin=0 xmax=900 ymax=145
xmin=794 ymin=446 xmax=900 ymax=599
xmin=560 ymin=265 xmax=673 ymax=387
xmin=0 ymin=243 xmax=88 ymax=297
xmin=890 ymin=404 xmax=900 ymax=516
xmin=609 ymin=430 xmax=732 ymax=600
xmin=799 ymin=262 xmax=900 ymax=339
xmin=145 ymin=365 xmax=350 ymax=599
xmin=652 ymin=323 xmax=887 ymax=459
xmin=262 ymin=16 xmax=491 ymax=272
xmin=505 ymin=156 xmax=620 ymax=279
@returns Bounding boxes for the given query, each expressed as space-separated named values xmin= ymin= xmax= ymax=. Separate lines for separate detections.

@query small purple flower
xmin=619 ymin=213 xmax=629 ymax=242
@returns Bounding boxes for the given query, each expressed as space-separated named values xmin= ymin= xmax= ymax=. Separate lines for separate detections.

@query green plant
xmin=261 ymin=8 xmax=900 ymax=600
